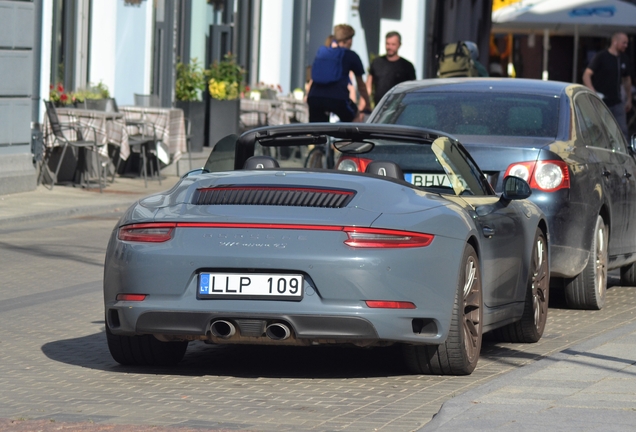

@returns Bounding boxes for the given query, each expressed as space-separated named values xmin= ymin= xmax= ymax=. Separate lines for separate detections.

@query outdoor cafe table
xmin=42 ymin=108 xmax=127 ymax=159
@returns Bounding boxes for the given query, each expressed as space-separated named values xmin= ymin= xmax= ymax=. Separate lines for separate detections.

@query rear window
xmin=373 ymin=92 xmax=560 ymax=138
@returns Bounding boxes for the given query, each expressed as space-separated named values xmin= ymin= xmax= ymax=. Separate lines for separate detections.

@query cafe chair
xmin=124 ymin=107 xmax=162 ymax=188
xmin=39 ymin=101 xmax=106 ymax=193
xmin=102 ymin=98 xmax=160 ymax=187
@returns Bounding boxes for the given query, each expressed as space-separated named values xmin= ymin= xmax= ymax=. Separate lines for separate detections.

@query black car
xmin=358 ymin=78 xmax=636 ymax=310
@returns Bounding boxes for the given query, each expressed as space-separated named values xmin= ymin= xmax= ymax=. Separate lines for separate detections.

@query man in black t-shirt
xmin=583 ymin=32 xmax=633 ymax=139
xmin=366 ymin=32 xmax=416 ymax=107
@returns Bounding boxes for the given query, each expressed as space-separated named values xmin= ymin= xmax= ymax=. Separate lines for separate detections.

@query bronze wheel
xmin=403 ymin=244 xmax=482 ymax=375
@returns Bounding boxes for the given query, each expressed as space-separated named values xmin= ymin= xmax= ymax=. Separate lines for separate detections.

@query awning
xmin=492 ymin=0 xmax=636 ymax=81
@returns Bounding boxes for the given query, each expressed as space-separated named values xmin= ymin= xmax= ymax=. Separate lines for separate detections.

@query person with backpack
xmin=437 ymin=41 xmax=488 ymax=78
xmin=307 ymin=24 xmax=371 ymax=122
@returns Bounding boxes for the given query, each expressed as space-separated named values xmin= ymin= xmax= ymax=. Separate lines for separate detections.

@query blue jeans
xmin=609 ymin=102 xmax=629 ymax=140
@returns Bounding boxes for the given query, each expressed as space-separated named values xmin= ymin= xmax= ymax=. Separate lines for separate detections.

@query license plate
xmin=198 ymin=273 xmax=303 ymax=300
xmin=404 ymin=173 xmax=451 ymax=187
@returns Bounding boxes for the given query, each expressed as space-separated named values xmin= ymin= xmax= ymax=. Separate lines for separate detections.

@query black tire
xmin=106 ymin=324 xmax=188 ymax=366
xmin=493 ymin=229 xmax=549 ymax=343
xmin=403 ymin=244 xmax=482 ymax=375
xmin=620 ymin=261 xmax=636 ymax=286
xmin=564 ymin=215 xmax=607 ymax=310
xmin=304 ymin=147 xmax=326 ymax=168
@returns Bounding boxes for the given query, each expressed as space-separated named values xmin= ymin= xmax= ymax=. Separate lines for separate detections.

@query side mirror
xmin=501 ymin=175 xmax=532 ymax=200
xmin=204 ymin=134 xmax=238 ymax=173
xmin=631 ymin=134 xmax=636 ymax=154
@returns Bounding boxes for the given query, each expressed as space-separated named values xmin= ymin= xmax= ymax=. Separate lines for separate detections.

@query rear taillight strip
xmin=118 ymin=222 xmax=434 ymax=248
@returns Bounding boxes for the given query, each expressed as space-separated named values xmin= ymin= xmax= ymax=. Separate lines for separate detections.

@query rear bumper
xmin=106 ymin=307 xmax=442 ymax=346
xmin=529 ymin=190 xmax=593 ymax=278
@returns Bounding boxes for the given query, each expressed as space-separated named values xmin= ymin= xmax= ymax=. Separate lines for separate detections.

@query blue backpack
xmin=311 ymin=46 xmax=345 ymax=84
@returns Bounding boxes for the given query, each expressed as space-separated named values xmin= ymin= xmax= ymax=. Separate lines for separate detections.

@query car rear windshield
xmin=373 ymin=92 xmax=560 ymax=138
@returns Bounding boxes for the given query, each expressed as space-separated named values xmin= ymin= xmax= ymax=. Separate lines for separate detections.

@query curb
xmin=0 ymin=200 xmax=139 ymax=227
xmin=419 ymin=319 xmax=636 ymax=431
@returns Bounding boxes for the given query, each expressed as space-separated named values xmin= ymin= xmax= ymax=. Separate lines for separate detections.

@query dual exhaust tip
xmin=209 ymin=320 xmax=291 ymax=341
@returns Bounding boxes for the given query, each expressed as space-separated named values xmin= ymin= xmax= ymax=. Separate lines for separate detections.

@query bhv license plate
xmin=404 ymin=173 xmax=451 ymax=187
xmin=198 ymin=273 xmax=303 ymax=300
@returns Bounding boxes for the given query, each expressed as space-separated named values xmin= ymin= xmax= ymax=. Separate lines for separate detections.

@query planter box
xmin=175 ymin=100 xmax=206 ymax=153
xmin=206 ymin=98 xmax=239 ymax=149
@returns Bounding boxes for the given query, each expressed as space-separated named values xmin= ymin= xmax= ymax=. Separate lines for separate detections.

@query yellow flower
xmin=206 ymin=54 xmax=244 ymax=100
xmin=208 ymin=79 xmax=228 ymax=100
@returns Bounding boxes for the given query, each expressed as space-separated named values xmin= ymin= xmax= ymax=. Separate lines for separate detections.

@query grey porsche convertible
xmin=104 ymin=124 xmax=549 ymax=375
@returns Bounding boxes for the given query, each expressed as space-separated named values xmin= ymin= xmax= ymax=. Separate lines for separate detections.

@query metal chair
xmin=105 ymin=98 xmax=161 ymax=187
xmin=39 ymin=101 xmax=105 ymax=193
xmin=124 ymin=106 xmax=162 ymax=188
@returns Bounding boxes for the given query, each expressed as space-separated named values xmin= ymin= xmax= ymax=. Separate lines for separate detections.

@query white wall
xmin=88 ymin=0 xmax=152 ymax=106
xmin=190 ymin=0 xmax=209 ymax=68
xmin=258 ymin=0 xmax=293 ymax=94
xmin=112 ymin=0 xmax=152 ymax=105
xmin=89 ymin=0 xmax=117 ymax=94
xmin=39 ymin=0 xmax=53 ymax=123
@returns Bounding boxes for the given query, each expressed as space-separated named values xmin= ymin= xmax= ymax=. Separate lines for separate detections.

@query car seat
xmin=243 ymin=155 xmax=280 ymax=169
xmin=365 ymin=161 xmax=404 ymax=180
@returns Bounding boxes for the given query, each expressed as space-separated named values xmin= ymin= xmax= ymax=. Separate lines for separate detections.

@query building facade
xmin=0 ymin=0 xmax=491 ymax=196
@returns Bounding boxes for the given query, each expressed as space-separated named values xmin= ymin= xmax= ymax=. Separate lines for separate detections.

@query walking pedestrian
xmin=583 ymin=32 xmax=633 ymax=139
xmin=307 ymin=24 xmax=371 ymax=123
xmin=366 ymin=31 xmax=416 ymax=107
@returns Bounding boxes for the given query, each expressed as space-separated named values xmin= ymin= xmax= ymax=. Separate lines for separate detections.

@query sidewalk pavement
xmin=420 ymin=320 xmax=636 ymax=431
xmin=0 ymin=174 xmax=182 ymax=227
xmin=0 ymin=144 xmax=211 ymax=227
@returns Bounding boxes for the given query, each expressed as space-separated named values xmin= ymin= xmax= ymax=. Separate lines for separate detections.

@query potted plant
xmin=205 ymin=54 xmax=245 ymax=147
xmin=49 ymin=83 xmax=71 ymax=107
xmin=73 ymin=82 xmax=113 ymax=110
xmin=175 ymin=58 xmax=207 ymax=152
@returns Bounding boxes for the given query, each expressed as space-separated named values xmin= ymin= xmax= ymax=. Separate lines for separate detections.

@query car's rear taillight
xmin=336 ymin=156 xmax=373 ymax=173
xmin=504 ymin=160 xmax=570 ymax=192
xmin=118 ymin=223 xmax=176 ymax=242
xmin=117 ymin=223 xmax=433 ymax=248
xmin=343 ymin=227 xmax=434 ymax=248
xmin=365 ymin=300 xmax=416 ymax=309
xmin=116 ymin=294 xmax=147 ymax=301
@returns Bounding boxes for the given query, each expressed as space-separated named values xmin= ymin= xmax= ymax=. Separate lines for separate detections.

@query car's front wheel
xmin=403 ymin=244 xmax=482 ymax=375
xmin=106 ymin=324 xmax=188 ymax=366
xmin=493 ymin=229 xmax=549 ymax=342
xmin=564 ymin=215 xmax=607 ymax=310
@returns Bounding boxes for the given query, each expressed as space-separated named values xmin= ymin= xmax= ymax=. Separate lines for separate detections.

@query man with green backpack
xmin=437 ymin=41 xmax=488 ymax=78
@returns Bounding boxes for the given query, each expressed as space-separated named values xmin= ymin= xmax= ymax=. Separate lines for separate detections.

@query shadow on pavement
xmin=41 ymin=328 xmax=412 ymax=379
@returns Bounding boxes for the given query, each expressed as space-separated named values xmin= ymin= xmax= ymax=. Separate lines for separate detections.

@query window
xmin=376 ymin=92 xmax=560 ymax=138
xmin=574 ymin=93 xmax=610 ymax=149
xmin=589 ymin=96 xmax=627 ymax=154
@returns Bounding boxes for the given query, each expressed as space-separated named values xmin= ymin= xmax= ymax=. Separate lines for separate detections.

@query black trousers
xmin=307 ymin=96 xmax=357 ymax=122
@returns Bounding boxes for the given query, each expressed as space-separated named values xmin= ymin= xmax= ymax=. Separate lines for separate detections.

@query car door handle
xmin=482 ymin=226 xmax=495 ymax=238
xmin=624 ymin=170 xmax=632 ymax=178
xmin=602 ymin=169 xmax=611 ymax=177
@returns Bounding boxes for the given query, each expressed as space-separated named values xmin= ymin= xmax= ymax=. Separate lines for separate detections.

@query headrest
xmin=243 ymin=155 xmax=280 ymax=169
xmin=365 ymin=161 xmax=404 ymax=180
